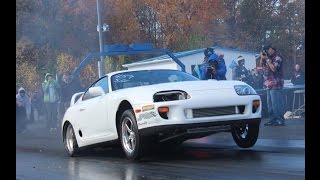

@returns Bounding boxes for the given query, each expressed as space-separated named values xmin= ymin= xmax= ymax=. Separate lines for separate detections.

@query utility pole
xmin=96 ymin=0 xmax=105 ymax=78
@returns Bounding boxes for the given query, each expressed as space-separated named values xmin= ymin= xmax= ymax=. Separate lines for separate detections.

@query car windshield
xmin=111 ymin=70 xmax=199 ymax=91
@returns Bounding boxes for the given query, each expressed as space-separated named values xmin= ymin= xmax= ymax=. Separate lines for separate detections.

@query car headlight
xmin=153 ymin=90 xmax=190 ymax=102
xmin=234 ymin=85 xmax=257 ymax=96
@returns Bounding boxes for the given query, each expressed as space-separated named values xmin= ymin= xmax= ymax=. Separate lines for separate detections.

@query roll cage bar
xmin=72 ymin=43 xmax=185 ymax=78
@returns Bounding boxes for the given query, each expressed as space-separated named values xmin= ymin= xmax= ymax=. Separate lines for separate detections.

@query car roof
xmin=104 ymin=69 xmax=181 ymax=77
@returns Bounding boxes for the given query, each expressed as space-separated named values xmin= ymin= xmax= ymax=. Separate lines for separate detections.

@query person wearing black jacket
xmin=232 ymin=56 xmax=254 ymax=86
xmin=60 ymin=72 xmax=83 ymax=115
xmin=291 ymin=63 xmax=305 ymax=85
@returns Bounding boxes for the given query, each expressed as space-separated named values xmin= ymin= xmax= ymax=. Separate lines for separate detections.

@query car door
xmin=76 ymin=76 xmax=110 ymax=141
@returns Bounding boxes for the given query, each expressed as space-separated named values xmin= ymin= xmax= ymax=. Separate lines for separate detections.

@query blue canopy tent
xmin=72 ymin=43 xmax=185 ymax=78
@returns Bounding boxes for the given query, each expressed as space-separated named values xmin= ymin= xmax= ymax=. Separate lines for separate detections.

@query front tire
xmin=64 ymin=123 xmax=80 ymax=157
xmin=120 ymin=110 xmax=144 ymax=160
xmin=231 ymin=121 xmax=260 ymax=148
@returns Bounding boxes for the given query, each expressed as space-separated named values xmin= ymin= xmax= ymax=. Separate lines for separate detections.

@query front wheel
xmin=63 ymin=123 xmax=80 ymax=157
xmin=231 ymin=121 xmax=260 ymax=148
xmin=120 ymin=110 xmax=144 ymax=160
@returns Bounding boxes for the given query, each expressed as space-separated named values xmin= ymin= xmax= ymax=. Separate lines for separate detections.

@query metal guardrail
xmin=255 ymin=84 xmax=305 ymax=118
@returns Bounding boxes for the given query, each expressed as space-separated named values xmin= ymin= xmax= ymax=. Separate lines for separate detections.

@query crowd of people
xmin=16 ymin=71 xmax=83 ymax=133
xmin=194 ymin=45 xmax=305 ymax=126
xmin=197 ymin=47 xmax=265 ymax=89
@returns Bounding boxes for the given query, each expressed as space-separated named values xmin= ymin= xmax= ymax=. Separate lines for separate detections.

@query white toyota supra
xmin=62 ymin=69 xmax=261 ymax=160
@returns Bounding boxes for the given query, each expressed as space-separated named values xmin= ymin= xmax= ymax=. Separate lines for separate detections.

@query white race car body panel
xmin=64 ymin=94 xmax=118 ymax=147
xmin=113 ymin=81 xmax=261 ymax=128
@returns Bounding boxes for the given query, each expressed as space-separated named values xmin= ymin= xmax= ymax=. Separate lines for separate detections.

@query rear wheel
xmin=231 ymin=121 xmax=260 ymax=148
xmin=120 ymin=110 xmax=144 ymax=160
xmin=64 ymin=124 xmax=80 ymax=156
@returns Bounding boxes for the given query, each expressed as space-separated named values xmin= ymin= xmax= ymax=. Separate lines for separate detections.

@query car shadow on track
xmin=82 ymin=143 xmax=264 ymax=163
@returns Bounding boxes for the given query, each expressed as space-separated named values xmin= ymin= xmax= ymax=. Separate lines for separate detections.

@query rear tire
xmin=120 ymin=109 xmax=144 ymax=160
xmin=64 ymin=124 xmax=80 ymax=157
xmin=231 ymin=121 xmax=260 ymax=148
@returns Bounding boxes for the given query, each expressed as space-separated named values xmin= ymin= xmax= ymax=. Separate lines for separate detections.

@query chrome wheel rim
xmin=66 ymin=126 xmax=74 ymax=153
xmin=239 ymin=124 xmax=249 ymax=138
xmin=121 ymin=117 xmax=136 ymax=153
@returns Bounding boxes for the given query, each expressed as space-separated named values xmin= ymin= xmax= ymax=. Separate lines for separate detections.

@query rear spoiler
xmin=70 ymin=92 xmax=84 ymax=106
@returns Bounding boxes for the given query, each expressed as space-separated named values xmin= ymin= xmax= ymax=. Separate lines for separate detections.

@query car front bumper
xmin=139 ymin=118 xmax=261 ymax=143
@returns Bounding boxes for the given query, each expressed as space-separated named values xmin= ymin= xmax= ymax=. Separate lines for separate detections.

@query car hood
xmin=148 ymin=80 xmax=244 ymax=92
xmin=111 ymin=80 xmax=248 ymax=104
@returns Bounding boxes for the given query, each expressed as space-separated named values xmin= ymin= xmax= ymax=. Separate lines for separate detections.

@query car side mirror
xmin=88 ymin=86 xmax=105 ymax=98
xmin=70 ymin=92 xmax=84 ymax=106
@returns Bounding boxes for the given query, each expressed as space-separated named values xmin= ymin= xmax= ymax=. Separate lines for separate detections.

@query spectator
xmin=200 ymin=47 xmax=227 ymax=80
xmin=34 ymin=86 xmax=45 ymax=119
xmin=232 ymin=56 xmax=254 ymax=86
xmin=60 ymin=71 xmax=82 ymax=116
xmin=203 ymin=47 xmax=215 ymax=58
xmin=217 ymin=53 xmax=226 ymax=65
xmin=291 ymin=63 xmax=305 ymax=85
xmin=203 ymin=47 xmax=226 ymax=64
xmin=30 ymin=90 xmax=42 ymax=122
xmin=16 ymin=87 xmax=31 ymax=132
xmin=57 ymin=73 xmax=64 ymax=122
xmin=42 ymin=73 xmax=60 ymax=130
xmin=16 ymin=99 xmax=26 ymax=133
xmin=201 ymin=54 xmax=226 ymax=80
xmin=260 ymin=45 xmax=285 ymax=126
xmin=201 ymin=48 xmax=215 ymax=80
xmin=251 ymin=68 xmax=264 ymax=89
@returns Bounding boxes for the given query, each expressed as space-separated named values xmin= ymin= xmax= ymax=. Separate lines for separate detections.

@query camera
xmin=206 ymin=66 xmax=214 ymax=73
xmin=262 ymin=51 xmax=267 ymax=56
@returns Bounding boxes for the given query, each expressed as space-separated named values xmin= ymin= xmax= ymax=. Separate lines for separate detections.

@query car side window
xmin=82 ymin=76 xmax=109 ymax=101
xmin=94 ymin=76 xmax=109 ymax=93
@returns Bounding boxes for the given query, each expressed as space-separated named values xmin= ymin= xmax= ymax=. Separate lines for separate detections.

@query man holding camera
xmin=260 ymin=45 xmax=285 ymax=126
xmin=200 ymin=53 xmax=227 ymax=80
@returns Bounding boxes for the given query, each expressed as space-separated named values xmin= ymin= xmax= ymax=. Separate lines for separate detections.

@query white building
xmin=123 ymin=46 xmax=258 ymax=80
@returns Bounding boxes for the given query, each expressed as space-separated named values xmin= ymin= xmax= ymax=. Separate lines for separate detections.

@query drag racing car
xmin=62 ymin=69 xmax=261 ymax=160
